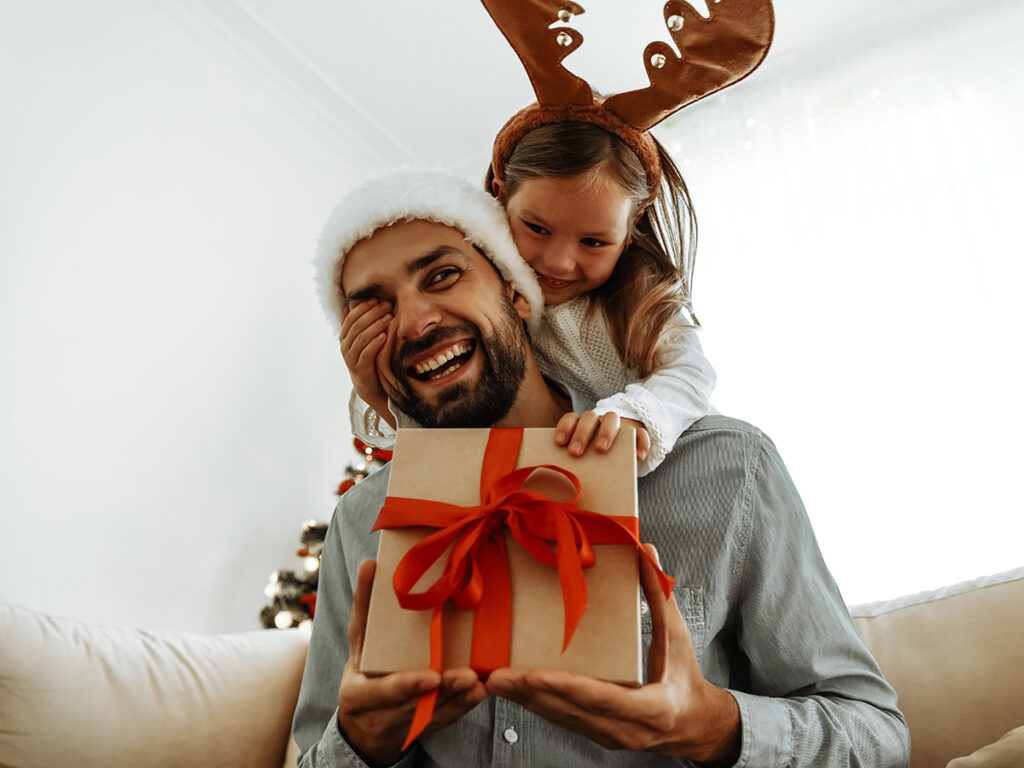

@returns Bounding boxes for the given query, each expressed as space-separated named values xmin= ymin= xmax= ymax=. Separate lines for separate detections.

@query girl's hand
xmin=340 ymin=299 xmax=394 ymax=426
xmin=554 ymin=411 xmax=650 ymax=463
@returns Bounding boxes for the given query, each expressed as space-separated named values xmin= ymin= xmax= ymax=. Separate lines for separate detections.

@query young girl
xmin=341 ymin=120 xmax=714 ymax=476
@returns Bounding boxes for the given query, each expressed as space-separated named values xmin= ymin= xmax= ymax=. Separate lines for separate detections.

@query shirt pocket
xmin=641 ymin=586 xmax=707 ymax=675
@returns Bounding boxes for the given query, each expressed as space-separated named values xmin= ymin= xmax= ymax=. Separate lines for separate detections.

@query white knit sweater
xmin=349 ymin=296 xmax=716 ymax=476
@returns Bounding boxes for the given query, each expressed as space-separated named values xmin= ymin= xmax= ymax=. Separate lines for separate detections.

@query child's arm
xmin=551 ymin=322 xmax=715 ymax=476
xmin=593 ymin=324 xmax=716 ymax=476
xmin=340 ymin=298 xmax=396 ymax=431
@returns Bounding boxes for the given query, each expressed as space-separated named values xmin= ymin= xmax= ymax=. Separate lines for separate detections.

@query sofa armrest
xmin=0 ymin=602 xmax=309 ymax=768
xmin=850 ymin=567 xmax=1024 ymax=768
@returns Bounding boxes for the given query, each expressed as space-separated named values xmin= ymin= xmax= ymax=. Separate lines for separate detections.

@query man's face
xmin=340 ymin=220 xmax=531 ymax=428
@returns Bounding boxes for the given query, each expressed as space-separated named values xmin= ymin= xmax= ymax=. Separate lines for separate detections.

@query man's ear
xmin=491 ymin=177 xmax=507 ymax=204
xmin=509 ymin=286 xmax=532 ymax=319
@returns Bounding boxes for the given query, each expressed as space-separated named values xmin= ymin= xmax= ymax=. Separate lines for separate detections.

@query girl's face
xmin=497 ymin=171 xmax=633 ymax=306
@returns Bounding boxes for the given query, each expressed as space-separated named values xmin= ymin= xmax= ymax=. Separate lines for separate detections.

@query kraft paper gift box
xmin=361 ymin=426 xmax=644 ymax=685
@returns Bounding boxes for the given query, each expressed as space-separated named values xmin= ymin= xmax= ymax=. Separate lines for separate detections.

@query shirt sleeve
xmin=728 ymin=433 xmax=910 ymax=767
xmin=591 ymin=325 xmax=716 ymax=476
xmin=292 ymin=491 xmax=418 ymax=768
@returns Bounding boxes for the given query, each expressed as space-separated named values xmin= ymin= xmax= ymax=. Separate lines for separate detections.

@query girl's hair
xmin=486 ymin=121 xmax=697 ymax=378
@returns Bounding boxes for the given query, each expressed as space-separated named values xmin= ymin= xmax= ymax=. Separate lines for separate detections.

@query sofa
xmin=2 ymin=566 xmax=1022 ymax=768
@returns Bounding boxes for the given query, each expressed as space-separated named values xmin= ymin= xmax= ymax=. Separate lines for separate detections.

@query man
xmin=295 ymin=168 xmax=910 ymax=767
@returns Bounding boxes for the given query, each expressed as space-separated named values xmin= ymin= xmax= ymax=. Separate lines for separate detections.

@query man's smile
xmin=409 ymin=339 xmax=477 ymax=381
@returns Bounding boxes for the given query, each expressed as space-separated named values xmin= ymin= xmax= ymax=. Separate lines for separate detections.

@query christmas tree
xmin=259 ymin=438 xmax=392 ymax=629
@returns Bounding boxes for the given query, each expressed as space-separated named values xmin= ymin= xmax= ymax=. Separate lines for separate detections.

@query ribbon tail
xmin=403 ymin=688 xmax=438 ymax=751
xmin=553 ymin=514 xmax=588 ymax=652
xmin=402 ymin=604 xmax=445 ymax=750
xmin=470 ymin=534 xmax=512 ymax=675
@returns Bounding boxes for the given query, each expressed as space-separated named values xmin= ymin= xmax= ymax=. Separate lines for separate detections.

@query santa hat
xmin=314 ymin=167 xmax=543 ymax=336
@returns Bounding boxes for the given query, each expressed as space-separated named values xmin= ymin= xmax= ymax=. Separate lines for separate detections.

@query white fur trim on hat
xmin=314 ymin=167 xmax=543 ymax=337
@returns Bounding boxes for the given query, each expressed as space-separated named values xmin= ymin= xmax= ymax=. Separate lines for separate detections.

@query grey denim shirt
xmin=293 ymin=415 xmax=910 ymax=767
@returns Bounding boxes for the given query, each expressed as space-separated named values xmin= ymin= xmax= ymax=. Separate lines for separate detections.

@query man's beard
xmin=385 ymin=295 xmax=527 ymax=429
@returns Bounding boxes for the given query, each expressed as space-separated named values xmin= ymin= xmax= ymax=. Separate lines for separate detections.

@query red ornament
xmin=299 ymin=593 xmax=317 ymax=617
xmin=336 ymin=478 xmax=356 ymax=495
xmin=353 ymin=437 xmax=393 ymax=463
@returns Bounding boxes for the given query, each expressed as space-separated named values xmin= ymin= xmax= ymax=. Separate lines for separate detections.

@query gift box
xmin=361 ymin=426 xmax=644 ymax=685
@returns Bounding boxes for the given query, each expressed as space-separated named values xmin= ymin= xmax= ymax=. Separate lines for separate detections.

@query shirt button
xmin=503 ymin=727 xmax=519 ymax=744
xmin=640 ymin=599 xmax=649 ymax=615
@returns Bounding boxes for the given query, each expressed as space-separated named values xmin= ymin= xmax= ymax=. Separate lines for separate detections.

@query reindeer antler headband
xmin=486 ymin=0 xmax=775 ymax=199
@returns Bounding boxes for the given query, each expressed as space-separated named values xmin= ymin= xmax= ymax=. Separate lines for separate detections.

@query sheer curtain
xmin=657 ymin=0 xmax=1023 ymax=603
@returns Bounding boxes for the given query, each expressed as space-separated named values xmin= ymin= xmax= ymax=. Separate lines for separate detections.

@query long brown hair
xmin=486 ymin=122 xmax=697 ymax=378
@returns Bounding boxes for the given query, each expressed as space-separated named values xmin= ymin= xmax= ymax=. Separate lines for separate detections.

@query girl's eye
xmin=581 ymin=238 xmax=609 ymax=248
xmin=524 ymin=221 xmax=549 ymax=235
xmin=427 ymin=267 xmax=460 ymax=287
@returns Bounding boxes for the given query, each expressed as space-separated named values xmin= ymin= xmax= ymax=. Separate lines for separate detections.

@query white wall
xmin=660 ymin=0 xmax=1024 ymax=604
xmin=2 ymin=0 xmax=1020 ymax=632
xmin=0 ymin=0 xmax=358 ymax=632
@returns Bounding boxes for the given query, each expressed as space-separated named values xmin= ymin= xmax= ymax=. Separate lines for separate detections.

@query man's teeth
xmin=413 ymin=342 xmax=471 ymax=376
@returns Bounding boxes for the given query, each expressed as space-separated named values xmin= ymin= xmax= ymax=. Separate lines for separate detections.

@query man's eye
xmin=427 ymin=267 xmax=460 ymax=287
xmin=524 ymin=221 xmax=549 ymax=235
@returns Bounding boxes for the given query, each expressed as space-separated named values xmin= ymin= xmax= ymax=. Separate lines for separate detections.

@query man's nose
xmin=393 ymin=291 xmax=442 ymax=340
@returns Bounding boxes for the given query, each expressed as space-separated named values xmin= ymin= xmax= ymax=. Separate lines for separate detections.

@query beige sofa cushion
xmin=946 ymin=726 xmax=1024 ymax=767
xmin=0 ymin=601 xmax=309 ymax=768
xmin=850 ymin=567 xmax=1024 ymax=768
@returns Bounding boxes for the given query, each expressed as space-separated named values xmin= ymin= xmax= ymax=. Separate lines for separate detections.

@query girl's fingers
xmin=340 ymin=301 xmax=392 ymax=351
xmin=635 ymin=426 xmax=651 ymax=462
xmin=554 ymin=412 xmax=580 ymax=447
xmin=341 ymin=311 xmax=393 ymax=367
xmin=593 ymin=412 xmax=621 ymax=452
xmin=354 ymin=329 xmax=387 ymax=368
xmin=568 ymin=411 xmax=601 ymax=456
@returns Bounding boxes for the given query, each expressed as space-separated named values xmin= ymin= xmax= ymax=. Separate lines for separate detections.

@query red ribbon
xmin=371 ymin=428 xmax=675 ymax=750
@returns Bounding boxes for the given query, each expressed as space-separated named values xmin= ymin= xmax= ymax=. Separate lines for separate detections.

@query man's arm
xmin=292 ymin=490 xmax=485 ymax=767
xmin=335 ymin=561 xmax=487 ymax=767
xmin=720 ymin=430 xmax=910 ymax=766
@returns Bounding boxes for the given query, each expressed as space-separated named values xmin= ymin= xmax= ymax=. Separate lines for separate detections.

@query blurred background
xmin=1 ymin=0 xmax=1021 ymax=633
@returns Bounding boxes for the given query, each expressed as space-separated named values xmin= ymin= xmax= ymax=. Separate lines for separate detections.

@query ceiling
xmin=160 ymin=0 xmax=960 ymax=178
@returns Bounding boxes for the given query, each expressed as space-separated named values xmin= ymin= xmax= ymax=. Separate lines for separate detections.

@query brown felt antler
xmin=485 ymin=0 xmax=775 ymax=196
xmin=604 ymin=0 xmax=775 ymax=130
xmin=481 ymin=0 xmax=591 ymax=107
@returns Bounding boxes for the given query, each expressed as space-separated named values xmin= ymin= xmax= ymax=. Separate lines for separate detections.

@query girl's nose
xmin=540 ymin=240 xmax=576 ymax=277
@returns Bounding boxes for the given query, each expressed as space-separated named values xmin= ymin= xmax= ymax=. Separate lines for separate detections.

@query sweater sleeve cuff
xmin=589 ymin=392 xmax=666 ymax=477
xmin=727 ymin=690 xmax=792 ymax=768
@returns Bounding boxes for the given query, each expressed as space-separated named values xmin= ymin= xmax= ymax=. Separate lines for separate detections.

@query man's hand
xmin=554 ymin=411 xmax=651 ymax=463
xmin=337 ymin=560 xmax=487 ymax=767
xmin=340 ymin=300 xmax=396 ymax=429
xmin=484 ymin=545 xmax=741 ymax=765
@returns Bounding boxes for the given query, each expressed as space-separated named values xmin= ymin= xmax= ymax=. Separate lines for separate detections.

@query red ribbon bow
xmin=371 ymin=428 xmax=675 ymax=749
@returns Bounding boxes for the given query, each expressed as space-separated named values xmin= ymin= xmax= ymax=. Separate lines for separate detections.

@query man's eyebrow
xmin=407 ymin=245 xmax=466 ymax=275
xmin=344 ymin=245 xmax=467 ymax=304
